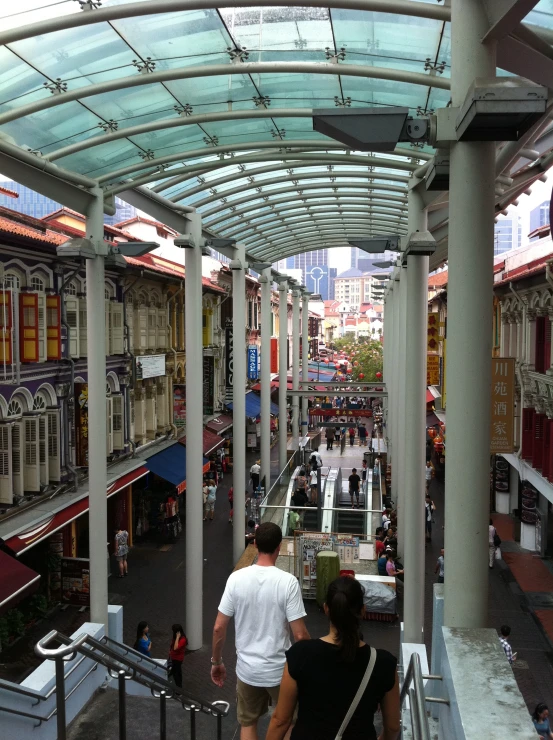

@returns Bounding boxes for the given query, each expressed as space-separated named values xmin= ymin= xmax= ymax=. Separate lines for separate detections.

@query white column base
xmin=520 ymin=522 xmax=537 ymax=551
xmin=495 ymin=491 xmax=510 ymax=515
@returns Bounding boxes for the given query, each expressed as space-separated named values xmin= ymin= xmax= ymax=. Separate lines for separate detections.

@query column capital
xmin=527 ymin=308 xmax=538 ymax=321
xmin=501 ymin=312 xmax=511 ymax=324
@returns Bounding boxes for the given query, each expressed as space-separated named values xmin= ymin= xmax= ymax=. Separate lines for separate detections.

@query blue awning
xmin=144 ymin=443 xmax=209 ymax=493
xmin=227 ymin=391 xmax=279 ymax=417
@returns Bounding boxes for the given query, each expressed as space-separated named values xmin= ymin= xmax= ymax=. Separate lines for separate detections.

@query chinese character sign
xmin=427 ymin=354 xmax=440 ymax=385
xmin=428 ymin=312 xmax=442 ymax=352
xmin=490 ymin=358 xmax=515 ymax=453
xmin=248 ymin=345 xmax=258 ymax=380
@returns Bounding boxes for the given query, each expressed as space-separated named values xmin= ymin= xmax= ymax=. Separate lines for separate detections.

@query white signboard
xmin=136 ymin=354 xmax=166 ymax=380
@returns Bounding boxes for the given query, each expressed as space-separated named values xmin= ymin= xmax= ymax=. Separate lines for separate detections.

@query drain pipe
xmin=123 ymin=273 xmax=142 ymax=456
xmin=510 ymin=281 xmax=528 ymax=459
xmin=167 ymin=283 xmax=184 ymax=438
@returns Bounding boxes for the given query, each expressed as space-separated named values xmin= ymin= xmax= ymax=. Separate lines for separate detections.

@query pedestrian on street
xmin=361 ymin=459 xmax=368 ymax=495
xmin=425 ymin=494 xmax=436 ymax=542
xmin=250 ymin=460 xmax=261 ymax=493
xmin=358 ymin=422 xmax=368 ymax=446
xmin=204 ymin=479 xmax=217 ymax=521
xmin=532 ymin=703 xmax=553 ymax=739
xmin=385 ymin=551 xmax=404 ymax=597
xmin=348 ymin=425 xmax=356 ymax=447
xmin=325 ymin=426 xmax=335 ymax=450
xmin=309 ymin=447 xmax=322 ymax=471
xmin=334 ymin=425 xmax=341 ymax=444
xmin=245 ymin=519 xmax=257 ymax=548
xmin=309 ymin=468 xmax=318 ymax=505
xmin=228 ymin=487 xmax=234 ymax=523
xmin=211 ymin=522 xmax=310 ymax=740
xmin=134 ymin=621 xmax=151 ymax=656
xmin=425 ymin=461 xmax=433 ymax=491
xmin=499 ymin=625 xmax=516 ymax=665
xmin=349 ymin=468 xmax=361 ymax=509
xmin=266 ymin=576 xmax=400 ymax=740
xmin=168 ymin=624 xmax=187 ymax=688
xmin=435 ymin=549 xmax=444 ymax=584
xmin=489 ymin=519 xmax=500 ymax=568
xmin=114 ymin=525 xmax=129 ymax=578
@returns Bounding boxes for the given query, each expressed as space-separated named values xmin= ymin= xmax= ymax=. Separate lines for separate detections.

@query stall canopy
xmin=205 ymin=415 xmax=233 ymax=435
xmin=227 ymin=391 xmax=279 ymax=418
xmin=179 ymin=429 xmax=225 ymax=456
xmin=145 ymin=443 xmax=209 ymax=493
xmin=0 ymin=550 xmax=40 ymax=615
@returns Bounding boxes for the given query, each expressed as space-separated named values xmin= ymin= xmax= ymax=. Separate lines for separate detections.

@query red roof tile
xmin=428 ymin=271 xmax=448 ymax=288
xmin=0 ymin=215 xmax=67 ymax=245
xmin=114 ymin=216 xmax=178 ymax=235
xmin=0 ymin=186 xmax=18 ymax=199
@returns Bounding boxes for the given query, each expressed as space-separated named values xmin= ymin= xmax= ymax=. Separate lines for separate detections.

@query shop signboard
xmin=61 ymin=557 xmax=90 ymax=607
xmin=490 ymin=358 xmax=515 ymax=453
xmin=308 ymin=408 xmax=374 ymax=417
xmin=247 ymin=345 xmax=258 ymax=380
xmin=270 ymin=337 xmax=278 ymax=373
xmin=173 ymin=384 xmax=186 ymax=427
xmin=427 ymin=312 xmax=441 ymax=352
xmin=427 ymin=354 xmax=440 ymax=385
xmin=225 ymin=320 xmax=233 ymax=402
xmin=203 ymin=356 xmax=215 ymax=416
xmin=74 ymin=382 xmax=88 ymax=466
xmin=136 ymin=354 xmax=165 ymax=380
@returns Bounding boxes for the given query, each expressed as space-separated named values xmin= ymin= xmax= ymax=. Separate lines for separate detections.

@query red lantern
xmin=323 ymin=359 xmax=329 ymax=364
xmin=358 ymin=373 xmax=365 ymax=380
xmin=376 ymin=371 xmax=382 ymax=378
xmin=428 ymin=428 xmax=437 ymax=439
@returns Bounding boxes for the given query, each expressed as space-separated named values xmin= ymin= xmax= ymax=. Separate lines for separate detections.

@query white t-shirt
xmin=250 ymin=464 xmax=261 ymax=475
xmin=310 ymin=451 xmax=322 ymax=467
xmin=218 ymin=564 xmax=306 ymax=687
xmin=310 ymin=470 xmax=318 ymax=485
xmin=425 ymin=466 xmax=432 ymax=481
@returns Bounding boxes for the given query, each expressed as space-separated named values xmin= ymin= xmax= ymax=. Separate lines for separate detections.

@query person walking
xmin=499 ymin=625 xmax=516 ymax=665
xmin=361 ymin=459 xmax=368 ymax=496
xmin=435 ymin=548 xmax=444 ymax=584
xmin=309 ymin=447 xmax=322 ymax=471
xmin=266 ymin=576 xmax=400 ymax=740
xmin=250 ymin=461 xmax=261 ymax=493
xmin=358 ymin=422 xmax=368 ymax=446
xmin=228 ymin=486 xmax=234 ymax=523
xmin=425 ymin=461 xmax=433 ymax=492
xmin=134 ymin=621 xmax=151 ymax=656
xmin=168 ymin=624 xmax=187 ymax=688
xmin=114 ymin=525 xmax=129 ymax=578
xmin=532 ymin=703 xmax=553 ymax=739
xmin=349 ymin=468 xmax=361 ymax=509
xmin=425 ymin=494 xmax=435 ymax=542
xmin=211 ymin=523 xmax=310 ymax=740
xmin=325 ymin=426 xmax=335 ymax=451
xmin=489 ymin=518 xmax=499 ymax=568
xmin=204 ymin=479 xmax=217 ymax=521
xmin=348 ymin=424 xmax=356 ymax=447
xmin=309 ymin=468 xmax=318 ymax=505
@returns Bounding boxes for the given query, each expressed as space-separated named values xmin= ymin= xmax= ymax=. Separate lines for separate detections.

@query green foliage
xmin=5 ymin=609 xmax=25 ymax=638
xmin=350 ymin=339 xmax=383 ymax=381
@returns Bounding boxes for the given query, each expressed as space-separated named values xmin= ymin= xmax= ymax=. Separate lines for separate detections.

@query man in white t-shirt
xmin=211 ymin=522 xmax=309 ymax=739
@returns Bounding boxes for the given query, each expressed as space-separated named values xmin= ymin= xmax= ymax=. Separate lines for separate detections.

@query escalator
xmin=334 ymin=481 xmax=366 ymax=535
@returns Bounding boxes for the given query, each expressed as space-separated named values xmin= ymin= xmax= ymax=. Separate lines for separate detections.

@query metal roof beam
xmin=246 ymin=220 xmax=406 ymax=247
xmin=253 ymin=235 xmax=387 ymax=259
xmin=251 ymin=226 xmax=404 ymax=251
xmin=238 ymin=213 xmax=404 ymax=240
xmin=482 ymin=0 xmax=540 ymax=42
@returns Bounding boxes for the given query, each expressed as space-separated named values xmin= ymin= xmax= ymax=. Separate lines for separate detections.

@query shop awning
xmin=0 ymin=550 xmax=40 ymax=615
xmin=205 ymin=414 xmax=233 ymax=434
xmin=179 ymin=429 xmax=225 ymax=456
xmin=144 ymin=443 xmax=209 ymax=494
xmin=427 ymin=411 xmax=441 ymax=428
xmin=427 ymin=386 xmax=442 ymax=401
xmin=227 ymin=392 xmax=279 ymax=418
xmin=251 ymin=380 xmax=292 ymax=391
xmin=426 ymin=390 xmax=435 ymax=404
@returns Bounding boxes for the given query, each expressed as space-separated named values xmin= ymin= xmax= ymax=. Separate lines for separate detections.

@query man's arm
xmin=289 ymin=617 xmax=310 ymax=643
xmin=211 ymin=611 xmax=231 ymax=687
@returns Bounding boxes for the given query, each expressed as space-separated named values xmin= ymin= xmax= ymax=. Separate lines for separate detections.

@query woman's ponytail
xmin=326 ymin=576 xmax=364 ymax=662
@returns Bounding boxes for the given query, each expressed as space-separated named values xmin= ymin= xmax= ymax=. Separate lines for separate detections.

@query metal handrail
xmin=400 ymin=653 xmax=431 ymax=740
xmin=102 ymin=634 xmax=166 ymax=672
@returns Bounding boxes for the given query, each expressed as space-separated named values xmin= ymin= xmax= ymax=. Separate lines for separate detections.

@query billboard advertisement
xmin=136 ymin=354 xmax=166 ymax=380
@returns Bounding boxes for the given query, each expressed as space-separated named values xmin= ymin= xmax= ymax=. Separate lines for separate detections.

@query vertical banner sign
xmin=247 ymin=345 xmax=258 ymax=380
xmin=225 ymin=319 xmax=233 ymax=403
xmin=490 ymin=358 xmax=515 ymax=453
xmin=427 ymin=312 xmax=440 ymax=351
xmin=427 ymin=354 xmax=440 ymax=385
xmin=173 ymin=383 xmax=186 ymax=427
xmin=74 ymin=382 xmax=89 ymax=466
xmin=203 ymin=355 xmax=215 ymax=416
xmin=270 ymin=337 xmax=278 ymax=373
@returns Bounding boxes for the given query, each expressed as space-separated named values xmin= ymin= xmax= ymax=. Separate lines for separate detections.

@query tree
xmin=350 ymin=338 xmax=383 ymax=381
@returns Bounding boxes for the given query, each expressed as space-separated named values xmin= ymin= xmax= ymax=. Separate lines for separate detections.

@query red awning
xmin=0 ymin=550 xmax=40 ymax=615
xmin=179 ymin=429 xmax=225 ymax=456
xmin=6 ymin=466 xmax=149 ymax=555
xmin=205 ymin=414 xmax=233 ymax=434
xmin=426 ymin=390 xmax=435 ymax=404
xmin=251 ymin=380 xmax=292 ymax=391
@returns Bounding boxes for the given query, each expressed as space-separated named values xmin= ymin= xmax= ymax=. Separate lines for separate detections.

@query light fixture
xmin=402 ymin=231 xmax=436 ymax=265
xmin=456 ymin=78 xmax=547 ymax=141
xmin=206 ymin=238 xmax=237 ymax=249
xmin=57 ymin=237 xmax=97 ymax=260
xmin=248 ymin=261 xmax=273 ymax=271
xmin=372 ymin=260 xmax=394 ymax=269
xmin=112 ymin=241 xmax=161 ymax=258
xmin=425 ymin=149 xmax=450 ymax=191
xmin=348 ymin=236 xmax=401 ymax=253
xmin=372 ymin=274 xmax=391 ymax=280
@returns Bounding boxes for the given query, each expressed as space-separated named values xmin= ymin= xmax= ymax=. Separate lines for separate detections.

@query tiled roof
xmin=428 ymin=270 xmax=448 ymax=288
xmin=494 ymin=252 xmax=553 ymax=287
xmin=0 ymin=186 xmax=18 ymax=199
xmin=0 ymin=214 xmax=67 ymax=245
xmin=43 ymin=208 xmax=137 ymax=240
xmin=114 ymin=216 xmax=178 ymax=235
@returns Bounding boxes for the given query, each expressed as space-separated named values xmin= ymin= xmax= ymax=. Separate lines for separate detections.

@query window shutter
xmin=137 ymin=307 xmax=147 ymax=351
xmin=38 ymin=414 xmax=49 ymax=486
xmin=105 ymin=301 xmax=111 ymax=356
xmin=146 ymin=388 xmax=157 ymax=435
xmin=0 ymin=291 xmax=13 ymax=364
xmin=47 ymin=409 xmax=61 ymax=482
xmin=545 ymin=318 xmax=552 ymax=373
xmin=11 ymin=420 xmax=23 ymax=496
xmin=247 ymin=301 xmax=253 ymax=329
xmin=37 ymin=293 xmax=47 ymax=362
xmin=157 ymin=308 xmax=167 ymax=350
xmin=130 ymin=392 xmax=135 ymax=442
xmin=148 ymin=308 xmax=157 ymax=350
xmin=66 ymin=297 xmax=80 ymax=358
xmin=535 ymin=316 xmax=546 ymax=373
xmin=23 ymin=416 xmax=40 ymax=491
xmin=522 ymin=408 xmax=534 ymax=459
xmin=112 ymin=394 xmax=124 ymax=450
xmin=543 ymin=418 xmax=551 ymax=480
xmin=126 ymin=305 xmax=134 ymax=353
xmin=110 ymin=302 xmax=124 ymax=355
xmin=157 ymin=381 xmax=166 ymax=428
xmin=79 ymin=298 xmax=87 ymax=357
xmin=106 ymin=397 xmax=113 ymax=455
xmin=46 ymin=295 xmax=62 ymax=360
xmin=19 ymin=292 xmax=39 ymax=362
xmin=0 ymin=425 xmax=13 ymax=504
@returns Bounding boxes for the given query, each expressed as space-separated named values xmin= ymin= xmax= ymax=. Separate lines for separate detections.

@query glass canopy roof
xmin=0 ymin=0 xmax=549 ymax=260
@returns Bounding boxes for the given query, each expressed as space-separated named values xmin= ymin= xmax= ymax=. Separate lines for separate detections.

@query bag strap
xmin=334 ymin=647 xmax=377 ymax=740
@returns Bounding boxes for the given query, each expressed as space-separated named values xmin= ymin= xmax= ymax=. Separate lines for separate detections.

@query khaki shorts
xmin=236 ymin=678 xmax=280 ymax=727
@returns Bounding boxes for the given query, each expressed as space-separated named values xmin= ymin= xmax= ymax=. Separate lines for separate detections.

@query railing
xmin=0 ymin=629 xmax=229 ymax=740
xmin=400 ymin=653 xmax=448 ymax=739
xmin=260 ymin=449 xmax=300 ymax=528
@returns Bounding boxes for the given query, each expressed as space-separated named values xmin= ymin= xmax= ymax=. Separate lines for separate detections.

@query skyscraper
xmin=350 ymin=246 xmax=395 ymax=272
xmin=529 ymin=200 xmax=550 ymax=234
xmin=494 ymin=215 xmax=522 ymax=255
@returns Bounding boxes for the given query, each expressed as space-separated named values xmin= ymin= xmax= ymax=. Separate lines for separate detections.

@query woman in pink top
xmin=385 ymin=552 xmax=404 ymax=598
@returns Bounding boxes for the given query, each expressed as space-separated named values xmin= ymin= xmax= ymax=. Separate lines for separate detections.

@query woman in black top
xmin=266 ymin=576 xmax=400 ymax=740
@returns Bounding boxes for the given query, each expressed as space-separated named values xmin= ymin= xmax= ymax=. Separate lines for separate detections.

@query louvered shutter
xmin=126 ymin=306 xmax=134 ymax=353
xmin=157 ymin=382 xmax=166 ymax=428
xmin=37 ymin=293 xmax=47 ymax=362
xmin=65 ymin=297 xmax=80 ymax=358
xmin=46 ymin=295 xmax=61 ymax=360
xmin=105 ymin=301 xmax=111 ymax=356
xmin=47 ymin=409 xmax=61 ymax=481
xmin=130 ymin=392 xmax=135 ymax=442
xmin=137 ymin=307 xmax=147 ymax=351
xmin=38 ymin=414 xmax=49 ymax=485
xmin=0 ymin=291 xmax=12 ymax=364
xmin=533 ymin=413 xmax=545 ymax=469
xmin=23 ymin=416 xmax=40 ymax=491
xmin=19 ymin=293 xmax=39 ymax=362
xmin=536 ymin=316 xmax=547 ymax=373
xmin=148 ymin=308 xmax=157 ymax=350
xmin=146 ymin=392 xmax=157 ymax=435
xmin=110 ymin=303 xmax=124 ymax=355
xmin=0 ymin=425 xmax=12 ymax=504
xmin=522 ymin=408 xmax=535 ymax=460
xmin=545 ymin=318 xmax=552 ymax=373
xmin=79 ymin=298 xmax=87 ymax=357
xmin=157 ymin=308 xmax=167 ymax=350
xmin=106 ymin=397 xmax=113 ymax=455
xmin=112 ymin=394 xmax=124 ymax=450
xmin=11 ymin=420 xmax=23 ymax=496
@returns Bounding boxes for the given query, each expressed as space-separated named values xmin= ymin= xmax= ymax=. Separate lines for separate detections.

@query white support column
xmin=279 ymin=281 xmax=289 ymax=472
xmin=260 ymin=268 xmax=272 ymax=493
xmin=383 ymin=287 xmax=393 ymax=441
xmin=301 ymin=292 xmax=309 ymax=436
xmin=444 ymin=0 xmax=496 ymax=628
xmin=390 ymin=269 xmax=401 ymax=508
xmin=183 ymin=214 xmax=203 ymax=650
xmin=232 ymin=244 xmax=247 ymax=565
xmin=403 ymin=184 xmax=428 ymax=644
xmin=85 ymin=186 xmax=108 ymax=630
xmin=292 ymin=289 xmax=301 ymax=446
xmin=397 ymin=266 xmax=407 ymax=558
